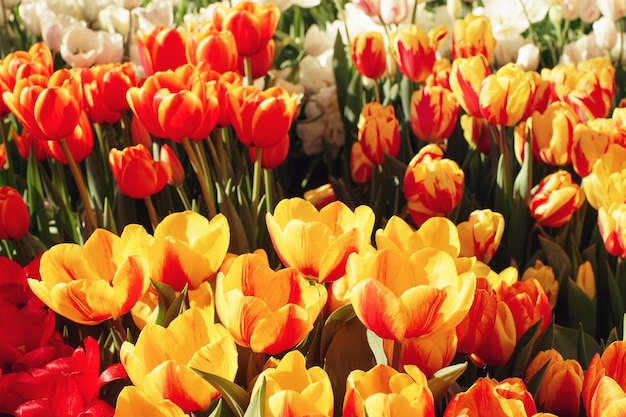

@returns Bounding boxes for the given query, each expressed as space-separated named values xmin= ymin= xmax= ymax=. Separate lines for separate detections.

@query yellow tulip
xmin=451 ymin=14 xmax=496 ymax=63
xmin=478 ymin=63 xmax=532 ymax=126
xmin=114 ymin=386 xmax=187 ymax=417
xmin=583 ymin=144 xmax=626 ymax=211
xmin=521 ymin=260 xmax=558 ymax=309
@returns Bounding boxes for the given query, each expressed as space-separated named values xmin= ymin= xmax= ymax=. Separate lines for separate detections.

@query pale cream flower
xmin=593 ymin=15 xmax=618 ymax=51
xmin=41 ymin=11 xmax=81 ymax=52
xmin=560 ymin=34 xmax=604 ymax=65
xmin=60 ymin=23 xmax=103 ymax=67
xmin=132 ymin=0 xmax=173 ymax=31
xmin=95 ymin=31 xmax=124 ymax=64
xmin=98 ymin=4 xmax=131 ymax=37
xmin=597 ymin=0 xmax=626 ymax=20
xmin=516 ymin=43 xmax=541 ymax=71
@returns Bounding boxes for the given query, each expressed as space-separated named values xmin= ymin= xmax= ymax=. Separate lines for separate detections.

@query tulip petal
xmin=188 ymin=334 xmax=238 ymax=381
xmin=150 ymin=237 xmax=212 ymax=291
xmin=250 ymin=304 xmax=312 ymax=354
xmin=112 ymin=256 xmax=150 ymax=315
xmin=267 ymin=390 xmax=328 ymax=417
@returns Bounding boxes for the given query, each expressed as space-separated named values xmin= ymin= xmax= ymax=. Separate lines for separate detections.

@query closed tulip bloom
xmin=237 ymin=39 xmax=275 ymax=79
xmin=353 ymin=0 xmax=409 ymax=24
xmin=567 ymin=58 xmax=616 ymax=121
xmin=127 ymin=64 xmax=220 ymax=142
xmin=186 ymin=24 xmax=238 ymax=73
xmin=349 ymin=247 xmax=476 ymax=342
xmin=160 ymin=144 xmax=185 ymax=187
xmin=472 ymin=299 xmax=517 ymax=367
xmin=303 ymin=183 xmax=337 ymax=211
xmin=525 ymin=349 xmax=584 ymax=417
xmin=215 ymin=253 xmax=327 ymax=354
xmin=460 ymin=114 xmax=491 ymax=154
xmin=114 ymin=386 xmax=187 ymax=417
xmin=391 ymin=24 xmax=448 ymax=83
xmin=80 ymin=65 xmax=122 ymax=124
xmin=528 ymin=102 xmax=578 ymax=166
xmin=227 ymin=85 xmax=298 ymax=148
xmin=358 ymin=102 xmax=401 ymax=164
xmin=248 ymin=132 xmax=289 ymax=169
xmin=343 ymin=364 xmax=434 ymax=417
xmin=219 ymin=1 xmax=280 ymax=57
xmin=350 ymin=141 xmax=375 ymax=184
xmin=529 ymin=170 xmax=584 ymax=228
xmin=583 ymin=340 xmax=626 ymax=417
xmin=457 ymin=209 xmax=505 ymax=264
xmin=576 ymin=261 xmax=596 ymax=300
xmin=252 ymin=350 xmax=333 ymax=417
xmin=410 ymin=85 xmax=460 ymax=143
xmin=456 ymin=277 xmax=498 ymax=356
xmin=449 ymin=54 xmax=492 ymax=118
xmin=403 ymin=154 xmax=465 ymax=227
xmin=120 ymin=307 xmax=238 ymax=413
xmin=583 ymin=144 xmax=626 ymax=211
xmin=27 ymin=228 xmax=151 ymax=325
xmin=521 ymin=260 xmax=558 ymax=309
xmin=451 ymin=13 xmax=497 ymax=63
xmin=135 ymin=26 xmax=187 ymax=76
xmin=109 ymin=144 xmax=168 ymax=199
xmin=597 ymin=203 xmax=626 ymax=258
xmin=0 ymin=43 xmax=54 ymax=95
xmin=571 ymin=123 xmax=611 ymax=177
xmin=522 ymin=71 xmax=551 ymax=120
xmin=351 ymin=32 xmax=387 ymax=79
xmin=479 ymin=63 xmax=532 ymax=126
xmin=0 ymin=186 xmax=30 ymax=240
xmin=266 ymin=197 xmax=375 ymax=283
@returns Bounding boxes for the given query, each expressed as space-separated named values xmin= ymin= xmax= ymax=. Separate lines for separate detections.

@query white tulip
xmin=516 ymin=43 xmax=541 ymax=71
xmin=593 ymin=15 xmax=618 ymax=51
xmin=95 ymin=31 xmax=124 ymax=64
xmin=41 ymin=10 xmax=80 ymax=52
xmin=60 ymin=23 xmax=103 ymax=67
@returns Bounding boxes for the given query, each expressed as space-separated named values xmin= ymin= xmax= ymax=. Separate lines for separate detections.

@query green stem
xmin=0 ymin=118 xmax=16 ymax=189
xmin=263 ymin=168 xmax=274 ymax=215
xmin=243 ymin=56 xmax=254 ymax=87
xmin=251 ymin=147 xmax=263 ymax=235
xmin=391 ymin=340 xmax=403 ymax=371
xmin=181 ymin=137 xmax=217 ymax=218
xmin=175 ymin=186 xmax=191 ymax=211
xmin=60 ymin=139 xmax=98 ymax=234
xmin=108 ymin=317 xmax=128 ymax=351
xmin=143 ymin=196 xmax=158 ymax=231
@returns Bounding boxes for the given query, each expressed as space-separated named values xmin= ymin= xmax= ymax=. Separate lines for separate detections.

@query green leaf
xmin=217 ymin=183 xmax=250 ymax=254
xmin=538 ymin=235 xmax=573 ymax=283
xmin=530 ymin=317 xmax=554 ymax=360
xmin=151 ymin=280 xmax=176 ymax=310
xmin=365 ymin=330 xmax=387 ymax=366
xmin=525 ymin=359 xmax=550 ymax=398
xmin=567 ymin=278 xmax=597 ymax=337
xmin=511 ymin=320 xmax=542 ymax=378
xmin=320 ymin=303 xmax=357 ymax=361
xmin=427 ymin=362 xmax=468 ymax=404
xmin=605 ymin=262 xmax=625 ymax=336
xmin=163 ymin=285 xmax=188 ymax=327
xmin=243 ymin=376 xmax=265 ymax=417
xmin=553 ymin=324 xmax=601 ymax=366
xmin=193 ymin=370 xmax=250 ymax=417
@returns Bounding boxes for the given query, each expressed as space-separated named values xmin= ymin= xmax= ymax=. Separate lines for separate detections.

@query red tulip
xmin=109 ymin=144 xmax=169 ymax=199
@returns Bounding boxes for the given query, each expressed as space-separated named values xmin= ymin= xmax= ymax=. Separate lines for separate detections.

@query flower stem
xmin=243 ymin=56 xmax=253 ymax=87
xmin=251 ymin=147 xmax=263 ymax=239
xmin=391 ymin=340 xmax=403 ymax=371
xmin=0 ymin=118 xmax=17 ymax=190
xmin=60 ymin=139 xmax=98 ymax=234
xmin=108 ymin=317 xmax=128 ymax=351
xmin=143 ymin=196 xmax=158 ymax=231
xmin=175 ymin=186 xmax=191 ymax=211
xmin=181 ymin=137 xmax=217 ymax=217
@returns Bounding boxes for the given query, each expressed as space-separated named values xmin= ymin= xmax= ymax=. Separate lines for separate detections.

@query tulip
xmin=135 ymin=26 xmax=187 ymax=76
xmin=218 ymin=1 xmax=280 ymax=57
xmin=357 ymin=102 xmax=401 ymax=164
xmin=160 ymin=144 xmax=185 ymax=188
xmin=449 ymin=54 xmax=492 ymax=118
xmin=523 ymin=70 xmax=551 ymax=120
xmin=410 ymin=85 xmax=460 ymax=143
xmin=109 ymin=144 xmax=169 ymax=199
xmin=266 ymin=197 xmax=375 ymax=283
xmin=237 ymin=39 xmax=275 ymax=79
xmin=582 ymin=143 xmax=626 ymax=211
xmin=351 ymin=32 xmax=388 ymax=79
xmin=10 ymin=128 xmax=48 ymax=162
xmin=457 ymin=209 xmax=505 ymax=264
xmin=403 ymin=153 xmax=465 ymax=227
xmin=0 ymin=43 xmax=54 ymax=94
xmin=597 ymin=0 xmax=626 ymax=20
xmin=120 ymin=307 xmax=238 ymax=413
xmin=479 ymin=63 xmax=532 ymax=126
xmin=303 ymin=184 xmax=336 ymax=210
xmin=349 ymin=247 xmax=476 ymax=342
xmin=444 ymin=377 xmax=537 ymax=417
xmin=45 ymin=111 xmax=95 ymax=164
xmin=571 ymin=123 xmax=611 ymax=177
xmin=79 ymin=65 xmax=122 ymax=124
xmin=582 ymin=340 xmax=626 ymax=417
xmin=460 ymin=114 xmax=491 ymax=154
xmin=426 ymin=58 xmax=453 ymax=90
xmin=126 ymin=64 xmax=220 ymax=142
xmin=343 ymin=364 xmax=434 ymax=417
xmin=528 ymin=102 xmax=578 ymax=166
xmin=517 ymin=43 xmax=540 ymax=71
xmin=567 ymin=58 xmax=615 ymax=121
xmin=451 ymin=13 xmax=497 ymax=63
xmin=27 ymin=226 xmax=151 ymax=325
xmin=149 ymin=211 xmax=230 ymax=291
xmin=0 ymin=186 xmax=30 ymax=241
xmin=528 ymin=170 xmax=585 ymax=228
xmin=114 ymin=386 xmax=187 ymax=417
xmin=469 ymin=300 xmax=516 ymax=369
xmin=248 ymin=133 xmax=290 ymax=169
xmin=350 ymin=141 xmax=375 ymax=183
xmin=576 ymin=261 xmax=596 ymax=300
xmin=352 ymin=0 xmax=409 ymax=24
xmin=215 ymin=252 xmax=327 ymax=354
xmin=227 ymin=85 xmax=298 ymax=148
xmin=521 ymin=260 xmax=558 ymax=309
xmin=597 ymin=202 xmax=626 ymax=258
xmin=186 ymin=23 xmax=238 ymax=73
xmin=0 ymin=256 xmax=36 ymax=306
xmin=391 ymin=24 xmax=448 ymax=83
xmin=524 ymin=349 xmax=584 ymax=417
xmin=456 ymin=277 xmax=498 ymax=356
xmin=499 ymin=278 xmax=552 ymax=341
xmin=2 ymin=69 xmax=82 ymax=141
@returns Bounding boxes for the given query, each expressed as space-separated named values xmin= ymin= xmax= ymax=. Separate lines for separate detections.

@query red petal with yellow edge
xmin=241 ymin=265 xmax=302 ymax=310
xmin=401 ymin=286 xmax=446 ymax=338
xmin=115 ymin=386 xmax=187 ymax=417
xmin=57 ymin=280 xmax=119 ymax=324
xmin=34 ymin=88 xmax=80 ymax=140
xmin=318 ymin=227 xmax=363 ymax=282
xmin=267 ymin=390 xmax=328 ymax=417
xmin=590 ymin=376 xmax=626 ymax=417
xmin=150 ymin=237 xmax=212 ymax=291
xmin=221 ymin=290 xmax=270 ymax=347
xmin=250 ymin=303 xmax=312 ymax=354
xmin=112 ymin=255 xmax=150 ymax=315
xmin=188 ymin=333 xmax=238 ymax=381
xmin=143 ymin=360 xmax=217 ymax=413
xmin=350 ymin=278 xmax=408 ymax=342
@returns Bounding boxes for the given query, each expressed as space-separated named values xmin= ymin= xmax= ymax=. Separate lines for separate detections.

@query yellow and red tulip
xmin=457 ymin=209 xmax=505 ymax=264
xmin=528 ymin=170 xmax=585 ymax=228
xmin=449 ymin=54 xmax=492 ymax=118
xmin=583 ymin=143 xmax=626 ymax=211
xmin=351 ymin=31 xmax=387 ymax=80
xmin=479 ymin=63 xmax=533 ymax=126
xmin=571 ymin=123 xmax=611 ymax=177
xmin=582 ymin=340 xmax=626 ymax=417
xmin=114 ymin=386 xmax=187 ymax=417
xmin=450 ymin=14 xmax=497 ymax=63
xmin=185 ymin=23 xmax=238 ymax=73
xmin=521 ymin=260 xmax=558 ymax=309
xmin=528 ymin=101 xmax=578 ymax=166
xmin=460 ymin=114 xmax=491 ymax=154
xmin=357 ymin=102 xmax=401 ymax=164
xmin=391 ymin=24 xmax=447 ymax=83
xmin=410 ymin=84 xmax=460 ymax=143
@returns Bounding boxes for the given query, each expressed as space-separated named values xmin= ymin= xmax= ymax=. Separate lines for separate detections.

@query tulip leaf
xmin=243 ymin=376 xmax=265 ymax=417
xmin=328 ymin=176 xmax=358 ymax=210
xmin=383 ymin=153 xmax=408 ymax=183
xmin=538 ymin=235 xmax=572 ymax=283
xmin=217 ymin=183 xmax=250 ymax=254
xmin=163 ymin=285 xmax=189 ymax=327
xmin=427 ymin=362 xmax=468 ymax=404
xmin=365 ymin=330 xmax=387 ymax=366
xmin=193 ymin=369 xmax=250 ymax=417
xmin=151 ymin=280 xmax=176 ymax=310
xmin=207 ymin=399 xmax=224 ymax=417
xmin=567 ymin=278 xmax=596 ymax=337
xmin=604 ymin=261 xmax=625 ymax=336
xmin=320 ymin=303 xmax=357 ymax=361
xmin=530 ymin=317 xmax=554 ymax=360
xmin=553 ymin=324 xmax=600 ymax=365
xmin=510 ymin=320 xmax=542 ymax=378
xmin=26 ymin=153 xmax=53 ymax=246
xmin=604 ymin=327 xmax=619 ymax=350
xmin=525 ymin=359 xmax=550 ymax=399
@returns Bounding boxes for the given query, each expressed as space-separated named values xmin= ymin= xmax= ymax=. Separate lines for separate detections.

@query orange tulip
xmin=237 ymin=39 xmax=275 ymax=78
xmin=471 ymin=299 xmax=517 ymax=367
xmin=479 ymin=63 xmax=533 ymax=126
xmin=583 ymin=340 xmax=626 ymax=417
xmin=10 ymin=127 xmax=48 ymax=162
xmin=227 ymin=85 xmax=298 ymax=148
xmin=357 ymin=102 xmax=401 ymax=164
xmin=403 ymin=151 xmax=465 ymax=227
xmin=120 ymin=307 xmax=238 ymax=413
xmin=135 ymin=26 xmax=187 ymax=76
xmin=126 ymin=64 xmax=220 ymax=142
xmin=248 ymin=132 xmax=289 ymax=169
xmin=391 ymin=24 xmax=447 ymax=83
xmin=214 ymin=71 xmax=244 ymax=128
xmin=525 ymin=349 xmax=584 ymax=417
xmin=444 ymin=377 xmax=537 ymax=417
xmin=351 ymin=31 xmax=387 ymax=79
xmin=2 ymin=69 xmax=82 ymax=141
xmin=27 ymin=226 xmax=151 ymax=325
xmin=449 ymin=54 xmax=492 ymax=118
xmin=528 ymin=101 xmax=578 ymax=166
xmin=499 ymin=279 xmax=552 ymax=342
xmin=457 ymin=209 xmax=504 ymax=264
xmin=45 ymin=111 xmax=94 ymax=164
xmin=186 ymin=23 xmax=238 ymax=73
xmin=410 ymin=84 xmax=459 ymax=143
xmin=218 ymin=1 xmax=280 ymax=57
xmin=215 ymin=252 xmax=326 ymax=354
xmin=456 ymin=277 xmax=498 ymax=356
xmin=349 ymin=246 xmax=476 ymax=342
xmin=114 ymin=386 xmax=187 ymax=417
xmin=528 ymin=170 xmax=584 ymax=228
xmin=343 ymin=364 xmax=434 ymax=417
xmin=0 ymin=186 xmax=30 ymax=240
xmin=521 ymin=260 xmax=558 ymax=309
xmin=576 ymin=261 xmax=596 ymax=300
xmin=131 ymin=114 xmax=152 ymax=149
xmin=109 ymin=144 xmax=169 ymax=199
xmin=80 ymin=62 xmax=137 ymax=124
xmin=266 ymin=197 xmax=375 ymax=283
xmin=303 ymin=183 xmax=337 ymax=211
xmin=571 ymin=123 xmax=611 ymax=177
xmin=450 ymin=13 xmax=497 ymax=63
xmin=252 ymin=350 xmax=333 ymax=417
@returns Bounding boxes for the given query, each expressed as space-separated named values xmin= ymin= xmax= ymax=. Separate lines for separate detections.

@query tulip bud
xmin=479 ymin=63 xmax=532 ymax=126
xmin=571 ymin=123 xmax=611 ymax=178
xmin=576 ymin=260 xmax=596 ymax=300
xmin=109 ymin=144 xmax=169 ymax=199
xmin=597 ymin=202 xmax=626 ymax=258
xmin=451 ymin=13 xmax=496 ymax=63
xmin=303 ymin=184 xmax=336 ymax=210
xmin=410 ymin=85 xmax=460 ymax=143
xmin=516 ymin=43 xmax=540 ymax=71
xmin=160 ymin=144 xmax=185 ymax=188
xmin=529 ymin=170 xmax=585 ymax=228
xmin=350 ymin=141 xmax=375 ymax=184
xmin=351 ymin=32 xmax=387 ymax=80
xmin=449 ymin=54 xmax=492 ymax=118
xmin=391 ymin=24 xmax=447 ymax=83
xmin=521 ymin=260 xmax=558 ymax=309
xmin=357 ymin=102 xmax=401 ymax=164
xmin=457 ymin=209 xmax=505 ymax=264
xmin=0 ymin=186 xmax=30 ymax=240
xmin=460 ymin=115 xmax=490 ymax=154
xmin=593 ymin=16 xmax=618 ymax=51
xmin=528 ymin=102 xmax=578 ymax=166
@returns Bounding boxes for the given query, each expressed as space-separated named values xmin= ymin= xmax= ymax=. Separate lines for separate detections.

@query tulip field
xmin=1 ymin=0 xmax=626 ymax=416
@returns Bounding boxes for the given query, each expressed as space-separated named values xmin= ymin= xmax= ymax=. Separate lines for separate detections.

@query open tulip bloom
xmin=2 ymin=0 xmax=626 ymax=416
